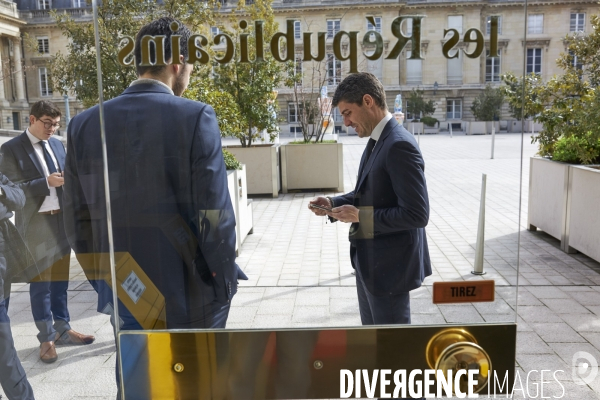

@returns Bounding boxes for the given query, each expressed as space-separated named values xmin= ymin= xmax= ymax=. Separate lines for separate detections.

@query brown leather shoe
xmin=40 ymin=341 xmax=57 ymax=363
xmin=55 ymin=329 xmax=95 ymax=345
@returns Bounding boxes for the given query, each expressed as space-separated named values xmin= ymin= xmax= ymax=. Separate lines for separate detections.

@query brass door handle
xmin=426 ymin=328 xmax=492 ymax=394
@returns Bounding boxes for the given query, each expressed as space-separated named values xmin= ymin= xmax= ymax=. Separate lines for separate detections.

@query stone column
xmin=0 ymin=41 xmax=10 ymax=107
xmin=12 ymin=37 xmax=27 ymax=105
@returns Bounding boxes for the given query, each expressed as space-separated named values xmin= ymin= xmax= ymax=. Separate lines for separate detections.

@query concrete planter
xmin=527 ymin=157 xmax=570 ymax=243
xmin=226 ymin=165 xmax=254 ymax=255
xmin=468 ymin=121 xmax=487 ymax=135
xmin=280 ymin=142 xmax=344 ymax=193
xmin=423 ymin=125 xmax=439 ymax=134
xmin=407 ymin=122 xmax=423 ymax=135
xmin=225 ymin=144 xmax=280 ymax=198
xmin=564 ymin=165 xmax=600 ymax=262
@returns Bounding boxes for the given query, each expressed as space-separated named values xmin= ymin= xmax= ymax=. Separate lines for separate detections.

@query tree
xmin=284 ymin=58 xmax=332 ymax=143
xmin=49 ymin=0 xmax=217 ymax=108
xmin=405 ymin=89 xmax=435 ymax=121
xmin=188 ymin=0 xmax=284 ymax=147
xmin=470 ymin=84 xmax=505 ymax=121
xmin=500 ymin=72 xmax=543 ymax=121
xmin=501 ymin=14 xmax=600 ymax=164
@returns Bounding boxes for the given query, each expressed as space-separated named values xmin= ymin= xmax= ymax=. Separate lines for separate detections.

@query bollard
xmin=472 ymin=173 xmax=487 ymax=275
xmin=491 ymin=124 xmax=496 ymax=159
xmin=449 ymin=123 xmax=453 ymax=138
xmin=418 ymin=126 xmax=421 ymax=146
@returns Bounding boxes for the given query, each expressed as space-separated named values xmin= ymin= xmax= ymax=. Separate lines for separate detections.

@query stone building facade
xmin=0 ymin=0 xmax=597 ymax=133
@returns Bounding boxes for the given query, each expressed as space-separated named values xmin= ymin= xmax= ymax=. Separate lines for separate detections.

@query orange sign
xmin=432 ymin=280 xmax=495 ymax=304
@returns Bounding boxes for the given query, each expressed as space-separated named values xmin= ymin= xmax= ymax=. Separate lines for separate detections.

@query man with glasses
xmin=0 ymin=101 xmax=94 ymax=364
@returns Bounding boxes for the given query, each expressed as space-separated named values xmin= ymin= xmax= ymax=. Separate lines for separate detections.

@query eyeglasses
xmin=37 ymin=118 xmax=61 ymax=130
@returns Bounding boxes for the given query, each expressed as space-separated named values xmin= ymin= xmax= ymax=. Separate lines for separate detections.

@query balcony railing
xmin=20 ymin=7 xmax=93 ymax=22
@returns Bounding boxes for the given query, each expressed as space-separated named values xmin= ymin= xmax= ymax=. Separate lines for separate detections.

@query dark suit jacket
xmin=0 ymin=132 xmax=66 ymax=235
xmin=63 ymin=82 xmax=239 ymax=327
xmin=331 ymin=118 xmax=432 ymax=296
xmin=0 ymin=173 xmax=37 ymax=297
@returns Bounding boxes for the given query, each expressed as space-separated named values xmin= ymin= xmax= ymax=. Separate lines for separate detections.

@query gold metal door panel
xmin=119 ymin=323 xmax=516 ymax=399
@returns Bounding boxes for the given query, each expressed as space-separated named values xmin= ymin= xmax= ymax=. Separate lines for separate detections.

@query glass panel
xmin=19 ymin=0 xmax=600 ymax=398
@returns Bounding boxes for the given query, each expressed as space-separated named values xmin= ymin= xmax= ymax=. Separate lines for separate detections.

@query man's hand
xmin=47 ymin=172 xmax=64 ymax=187
xmin=331 ymin=205 xmax=360 ymax=223
xmin=308 ymin=196 xmax=332 ymax=216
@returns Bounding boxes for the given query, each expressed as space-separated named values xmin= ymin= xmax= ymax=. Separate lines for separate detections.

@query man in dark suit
xmin=309 ymin=72 xmax=432 ymax=325
xmin=63 ymin=17 xmax=239 ymax=332
xmin=0 ymin=172 xmax=35 ymax=399
xmin=0 ymin=101 xmax=95 ymax=364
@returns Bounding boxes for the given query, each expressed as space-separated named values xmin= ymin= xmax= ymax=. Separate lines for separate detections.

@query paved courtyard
xmin=2 ymin=132 xmax=600 ymax=399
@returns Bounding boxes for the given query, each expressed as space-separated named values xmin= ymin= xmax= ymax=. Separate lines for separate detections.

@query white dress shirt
xmin=370 ymin=112 xmax=393 ymax=143
xmin=26 ymin=130 xmax=61 ymax=212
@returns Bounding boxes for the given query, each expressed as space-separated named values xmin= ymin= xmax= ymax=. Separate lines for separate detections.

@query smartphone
xmin=310 ymin=203 xmax=332 ymax=212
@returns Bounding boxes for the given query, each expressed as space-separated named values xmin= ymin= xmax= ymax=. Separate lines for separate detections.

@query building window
xmin=570 ymin=13 xmax=585 ymax=32
xmin=327 ymin=19 xmax=341 ymax=39
xmin=72 ymin=0 xmax=85 ymax=7
xmin=569 ymin=50 xmax=583 ymax=70
xmin=403 ymin=18 xmax=413 ymax=36
xmin=486 ymin=50 xmax=500 ymax=82
xmin=293 ymin=20 xmax=301 ymax=40
xmin=39 ymin=67 xmax=52 ymax=97
xmin=528 ymin=14 xmax=543 ymax=34
xmin=486 ymin=16 xmax=502 ymax=35
xmin=366 ymin=16 xmax=382 ymax=42
xmin=447 ymin=53 xmax=463 ymax=84
xmin=38 ymin=0 xmax=50 ymax=9
xmin=406 ymin=50 xmax=422 ymax=84
xmin=37 ymin=37 xmax=49 ymax=54
xmin=448 ymin=15 xmax=463 ymax=34
xmin=245 ymin=0 xmax=254 ymax=4
xmin=366 ymin=16 xmax=382 ymax=33
xmin=294 ymin=56 xmax=302 ymax=85
xmin=404 ymin=101 xmax=420 ymax=121
xmin=526 ymin=48 xmax=542 ymax=75
xmin=211 ymin=26 xmax=220 ymax=38
xmin=288 ymin=103 xmax=304 ymax=123
xmin=447 ymin=99 xmax=462 ymax=120
xmin=327 ymin=53 xmax=341 ymax=85
xmin=332 ymin=107 xmax=343 ymax=123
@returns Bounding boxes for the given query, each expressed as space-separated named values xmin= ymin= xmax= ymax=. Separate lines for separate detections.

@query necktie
xmin=39 ymin=141 xmax=59 ymax=174
xmin=358 ymin=138 xmax=376 ymax=179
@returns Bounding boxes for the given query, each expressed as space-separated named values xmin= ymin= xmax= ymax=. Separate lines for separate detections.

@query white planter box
xmin=565 ymin=165 xmax=600 ymax=262
xmin=280 ymin=142 xmax=343 ymax=193
xmin=468 ymin=121 xmax=488 ymax=135
xmin=408 ymin=122 xmax=423 ymax=135
xmin=226 ymin=145 xmax=280 ymax=198
xmin=423 ymin=126 xmax=439 ymax=134
xmin=527 ymin=157 xmax=570 ymax=242
xmin=227 ymin=165 xmax=254 ymax=255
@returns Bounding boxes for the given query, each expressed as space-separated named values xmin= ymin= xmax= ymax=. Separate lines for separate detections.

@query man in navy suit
xmin=63 ymin=17 xmax=240 ymax=332
xmin=309 ymin=72 xmax=431 ymax=325
xmin=0 ymin=101 xmax=95 ymax=364
xmin=0 ymin=172 xmax=35 ymax=399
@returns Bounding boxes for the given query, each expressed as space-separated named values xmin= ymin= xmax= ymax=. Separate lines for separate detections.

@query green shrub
xmin=552 ymin=133 xmax=600 ymax=164
xmin=421 ymin=116 xmax=439 ymax=127
xmin=222 ymin=148 xmax=242 ymax=170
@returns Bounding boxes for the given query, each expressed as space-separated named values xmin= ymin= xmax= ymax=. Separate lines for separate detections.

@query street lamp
xmin=433 ymin=81 xmax=439 ymax=95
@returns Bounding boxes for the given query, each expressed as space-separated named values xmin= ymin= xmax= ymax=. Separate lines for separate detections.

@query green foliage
xmin=500 ymin=14 xmax=600 ymax=164
xmin=500 ymin=72 xmax=543 ymax=121
xmin=222 ymin=148 xmax=242 ymax=170
xmin=288 ymin=140 xmax=337 ymax=144
xmin=420 ymin=116 xmax=438 ymax=127
xmin=49 ymin=0 xmax=216 ymax=108
xmin=552 ymin=132 xmax=600 ymax=164
xmin=406 ymin=89 xmax=435 ymax=121
xmin=470 ymin=84 xmax=504 ymax=121
xmin=187 ymin=0 xmax=283 ymax=147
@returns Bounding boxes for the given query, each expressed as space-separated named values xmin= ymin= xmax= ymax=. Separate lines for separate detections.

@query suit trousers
xmin=0 ymin=298 xmax=35 ymax=400
xmin=27 ymin=213 xmax=71 ymax=343
xmin=354 ymin=252 xmax=411 ymax=325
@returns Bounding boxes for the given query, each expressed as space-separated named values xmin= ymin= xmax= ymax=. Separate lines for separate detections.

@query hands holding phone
xmin=308 ymin=197 xmax=360 ymax=223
